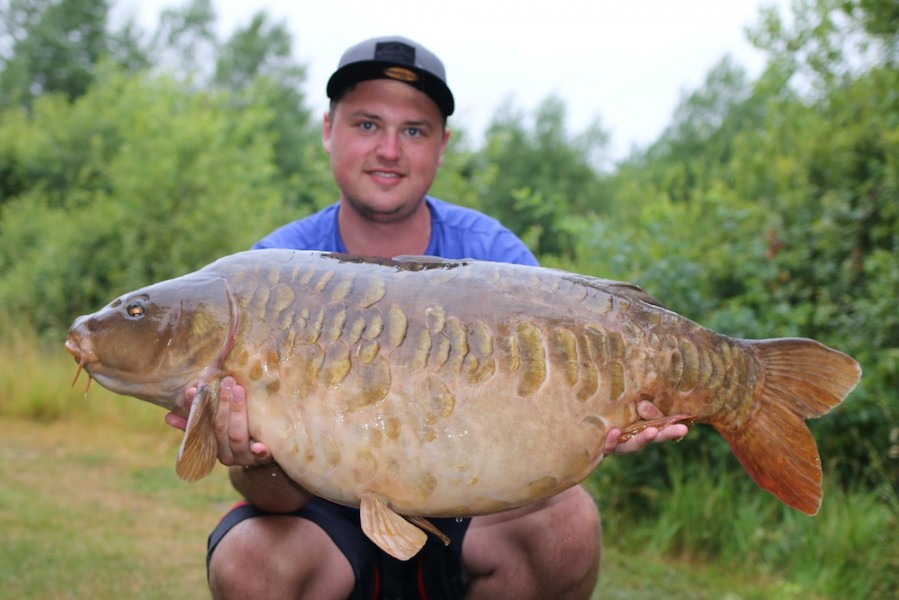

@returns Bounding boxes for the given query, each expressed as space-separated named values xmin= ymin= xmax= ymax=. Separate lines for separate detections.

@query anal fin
xmin=407 ymin=516 xmax=450 ymax=546
xmin=360 ymin=492 xmax=427 ymax=561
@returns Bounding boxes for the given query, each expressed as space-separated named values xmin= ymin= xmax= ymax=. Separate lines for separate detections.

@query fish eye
xmin=124 ymin=299 xmax=147 ymax=319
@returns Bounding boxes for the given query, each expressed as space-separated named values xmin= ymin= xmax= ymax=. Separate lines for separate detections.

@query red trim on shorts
xmin=371 ymin=562 xmax=380 ymax=599
xmin=417 ymin=555 xmax=431 ymax=600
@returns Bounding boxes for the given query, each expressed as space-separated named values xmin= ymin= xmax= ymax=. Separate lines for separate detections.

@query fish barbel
xmin=65 ymin=250 xmax=861 ymax=560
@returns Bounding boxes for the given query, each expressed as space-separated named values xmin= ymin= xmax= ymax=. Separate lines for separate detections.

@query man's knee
xmin=567 ymin=485 xmax=603 ymax=552
xmin=463 ymin=486 xmax=602 ymax=600
xmin=209 ymin=516 xmax=355 ymax=600
xmin=546 ymin=486 xmax=602 ymax=586
xmin=208 ymin=520 xmax=267 ymax=597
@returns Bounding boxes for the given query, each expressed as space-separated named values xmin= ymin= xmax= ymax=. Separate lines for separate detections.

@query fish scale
xmin=65 ymin=249 xmax=861 ymax=561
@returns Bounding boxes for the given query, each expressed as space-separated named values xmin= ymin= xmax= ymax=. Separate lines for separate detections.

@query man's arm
xmin=227 ymin=463 xmax=311 ymax=513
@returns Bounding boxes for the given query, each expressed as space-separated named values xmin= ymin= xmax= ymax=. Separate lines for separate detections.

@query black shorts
xmin=207 ymin=498 xmax=471 ymax=600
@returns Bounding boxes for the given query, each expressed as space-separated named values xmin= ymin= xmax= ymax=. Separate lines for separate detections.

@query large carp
xmin=65 ymin=250 xmax=861 ymax=560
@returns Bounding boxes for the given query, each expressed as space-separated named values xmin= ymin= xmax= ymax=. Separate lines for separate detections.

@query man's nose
xmin=376 ymin=132 xmax=401 ymax=161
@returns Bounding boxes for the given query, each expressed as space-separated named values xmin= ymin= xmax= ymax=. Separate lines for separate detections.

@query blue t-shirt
xmin=253 ymin=196 xmax=538 ymax=266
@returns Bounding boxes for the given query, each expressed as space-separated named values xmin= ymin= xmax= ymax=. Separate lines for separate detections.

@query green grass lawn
xmin=0 ymin=416 xmax=237 ymax=598
xmin=0 ymin=415 xmax=870 ymax=600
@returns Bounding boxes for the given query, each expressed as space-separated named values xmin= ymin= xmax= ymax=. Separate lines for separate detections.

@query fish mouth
xmin=64 ymin=327 xmax=187 ymax=414
xmin=64 ymin=338 xmax=83 ymax=361
xmin=65 ymin=330 xmax=96 ymax=392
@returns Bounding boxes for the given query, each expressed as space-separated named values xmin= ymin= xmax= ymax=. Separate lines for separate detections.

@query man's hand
xmin=164 ymin=376 xmax=273 ymax=467
xmin=604 ymin=400 xmax=690 ymax=455
xmin=165 ymin=378 xmax=311 ymax=512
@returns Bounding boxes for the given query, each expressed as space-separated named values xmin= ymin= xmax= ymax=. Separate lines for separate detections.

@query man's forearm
xmin=229 ymin=464 xmax=312 ymax=513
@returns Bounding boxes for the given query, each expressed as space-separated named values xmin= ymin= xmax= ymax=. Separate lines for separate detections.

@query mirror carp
xmin=65 ymin=250 xmax=861 ymax=560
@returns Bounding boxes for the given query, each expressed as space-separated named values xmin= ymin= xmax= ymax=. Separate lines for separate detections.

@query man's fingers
xmin=221 ymin=377 xmax=274 ymax=466
xmin=609 ymin=423 xmax=691 ymax=455
xmin=655 ymin=423 xmax=690 ymax=443
xmin=614 ymin=427 xmax=659 ymax=454
xmin=212 ymin=380 xmax=235 ymax=465
xmin=603 ymin=428 xmax=624 ymax=455
xmin=250 ymin=441 xmax=274 ymax=465
xmin=164 ymin=411 xmax=187 ymax=431
xmin=222 ymin=377 xmax=249 ymax=451
xmin=636 ymin=400 xmax=665 ymax=420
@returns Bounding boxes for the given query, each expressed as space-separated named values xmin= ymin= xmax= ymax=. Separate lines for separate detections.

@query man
xmin=167 ymin=36 xmax=688 ymax=599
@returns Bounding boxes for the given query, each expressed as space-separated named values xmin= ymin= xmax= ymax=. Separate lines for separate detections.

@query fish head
xmin=65 ymin=272 xmax=237 ymax=415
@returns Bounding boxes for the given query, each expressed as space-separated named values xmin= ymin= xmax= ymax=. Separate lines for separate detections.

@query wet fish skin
xmin=65 ymin=249 xmax=862 ymax=559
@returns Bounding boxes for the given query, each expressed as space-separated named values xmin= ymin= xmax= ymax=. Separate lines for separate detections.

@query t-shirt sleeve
xmin=426 ymin=198 xmax=540 ymax=266
xmin=488 ymin=230 xmax=539 ymax=266
xmin=251 ymin=204 xmax=344 ymax=252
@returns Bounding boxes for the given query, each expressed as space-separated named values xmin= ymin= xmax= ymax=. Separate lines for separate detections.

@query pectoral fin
xmin=360 ymin=492 xmax=427 ymax=561
xmin=176 ymin=381 xmax=219 ymax=482
xmin=619 ymin=414 xmax=696 ymax=444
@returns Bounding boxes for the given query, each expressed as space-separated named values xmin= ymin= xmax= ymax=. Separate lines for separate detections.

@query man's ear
xmin=322 ymin=111 xmax=333 ymax=154
xmin=438 ymin=127 xmax=451 ymax=165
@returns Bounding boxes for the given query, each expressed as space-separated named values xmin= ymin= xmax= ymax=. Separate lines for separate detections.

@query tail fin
xmin=716 ymin=338 xmax=861 ymax=515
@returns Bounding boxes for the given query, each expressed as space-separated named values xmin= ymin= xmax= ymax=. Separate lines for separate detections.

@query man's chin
xmin=345 ymin=196 xmax=423 ymax=224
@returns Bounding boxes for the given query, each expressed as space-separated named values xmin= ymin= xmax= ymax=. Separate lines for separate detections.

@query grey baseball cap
xmin=326 ymin=36 xmax=455 ymax=117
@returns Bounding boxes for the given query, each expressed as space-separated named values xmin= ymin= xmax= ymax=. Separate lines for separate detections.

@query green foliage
xmin=0 ymin=0 xmax=147 ymax=107
xmin=590 ymin=449 xmax=899 ymax=599
xmin=0 ymin=66 xmax=289 ymax=333
xmin=848 ymin=0 xmax=899 ymax=49
xmin=640 ymin=56 xmax=761 ymax=203
xmin=587 ymin=0 xmax=899 ymax=491
xmin=211 ymin=10 xmax=317 ymax=186
xmin=429 ymin=126 xmax=497 ymax=211
xmin=477 ymin=95 xmax=609 ymax=258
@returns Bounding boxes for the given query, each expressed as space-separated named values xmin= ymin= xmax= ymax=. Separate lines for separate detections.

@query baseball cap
xmin=326 ymin=36 xmax=455 ymax=117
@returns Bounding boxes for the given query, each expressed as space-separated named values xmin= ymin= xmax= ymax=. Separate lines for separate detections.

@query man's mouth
xmin=369 ymin=169 xmax=402 ymax=179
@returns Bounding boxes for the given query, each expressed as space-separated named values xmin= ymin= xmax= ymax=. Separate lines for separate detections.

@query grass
xmin=4 ymin=416 xmax=847 ymax=600
xmin=3 ymin=323 xmax=898 ymax=598
xmin=594 ymin=456 xmax=899 ymax=599
xmin=0 ymin=417 xmax=237 ymax=598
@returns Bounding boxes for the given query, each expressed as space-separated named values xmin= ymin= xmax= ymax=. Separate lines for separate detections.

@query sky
xmin=117 ymin=0 xmax=791 ymax=161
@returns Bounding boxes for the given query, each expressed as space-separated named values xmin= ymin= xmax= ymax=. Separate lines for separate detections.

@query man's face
xmin=323 ymin=79 xmax=451 ymax=224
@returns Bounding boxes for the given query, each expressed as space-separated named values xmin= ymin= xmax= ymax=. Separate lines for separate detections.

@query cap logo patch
xmin=374 ymin=41 xmax=415 ymax=64
xmin=383 ymin=67 xmax=419 ymax=83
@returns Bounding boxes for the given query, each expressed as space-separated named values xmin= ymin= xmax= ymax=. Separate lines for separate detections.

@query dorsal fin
xmin=604 ymin=281 xmax=668 ymax=308
xmin=564 ymin=274 xmax=669 ymax=309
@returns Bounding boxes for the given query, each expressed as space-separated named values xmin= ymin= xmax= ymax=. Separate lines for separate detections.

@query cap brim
xmin=327 ymin=62 xmax=455 ymax=117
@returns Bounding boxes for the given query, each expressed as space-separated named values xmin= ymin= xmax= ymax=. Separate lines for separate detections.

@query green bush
xmin=0 ymin=67 xmax=292 ymax=334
